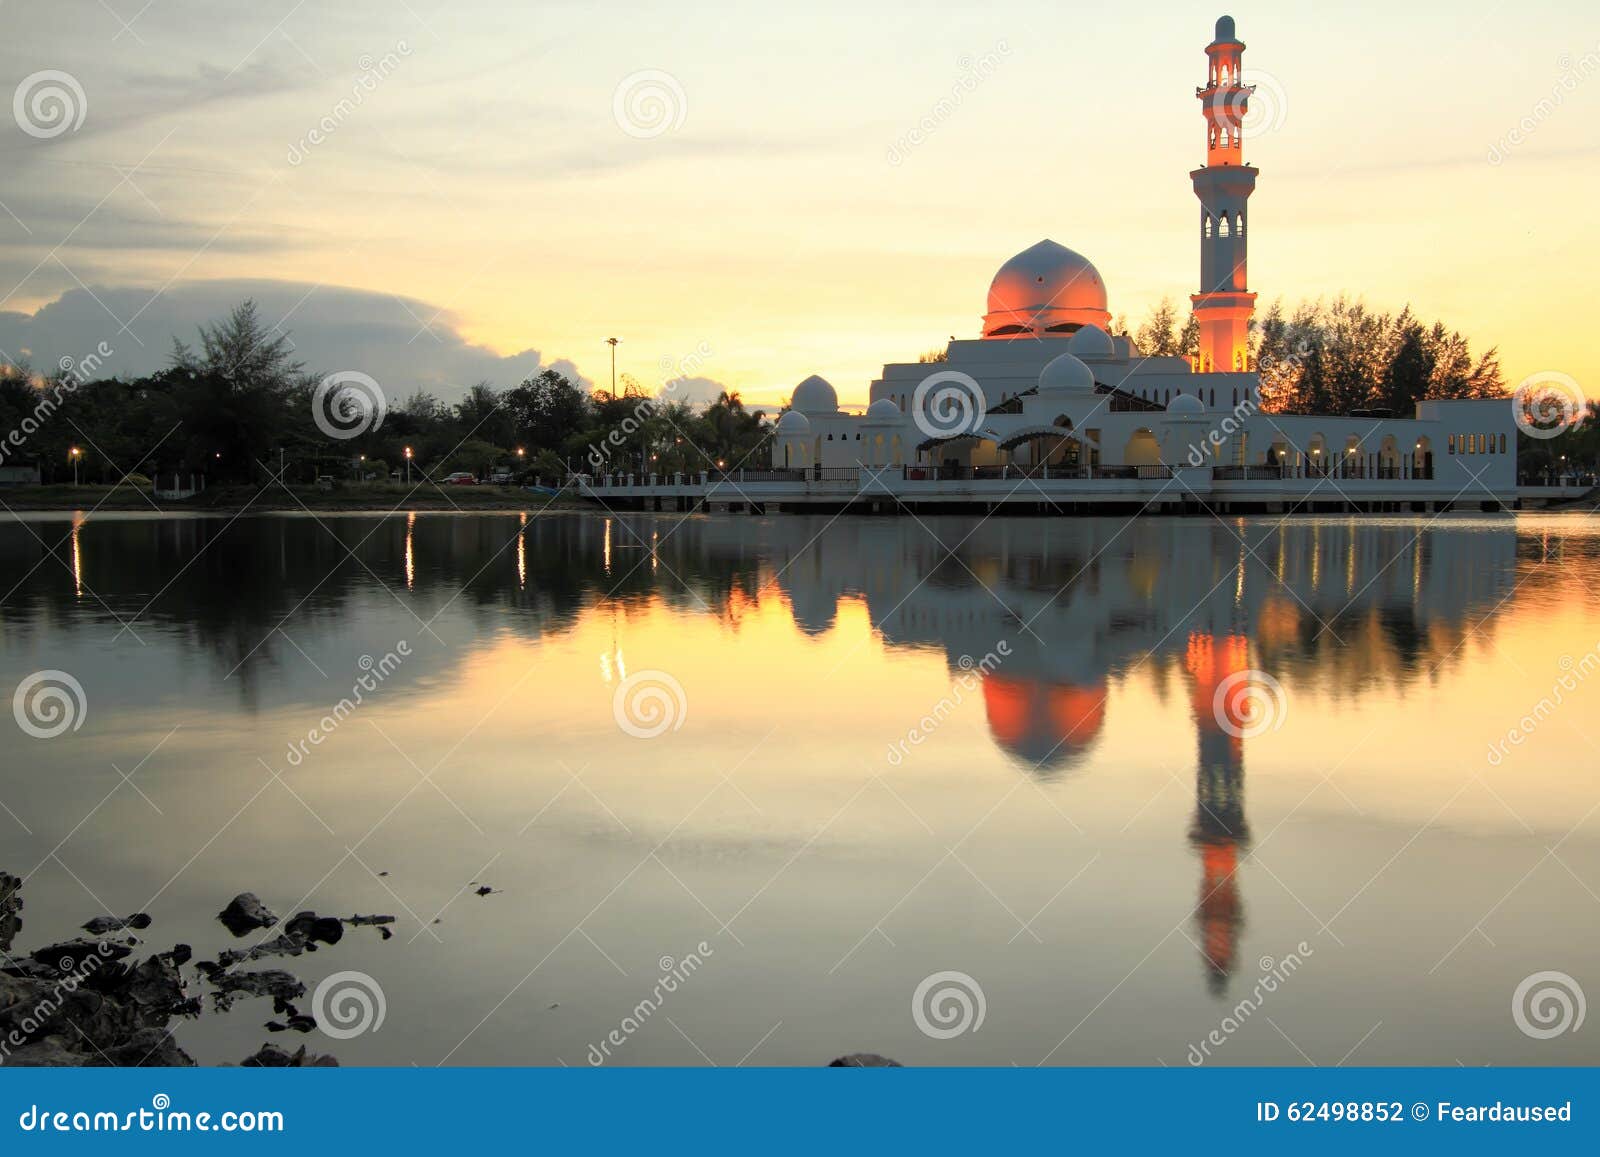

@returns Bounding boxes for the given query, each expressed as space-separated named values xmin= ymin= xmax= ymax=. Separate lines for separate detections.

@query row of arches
xmin=1203 ymin=211 xmax=1245 ymax=238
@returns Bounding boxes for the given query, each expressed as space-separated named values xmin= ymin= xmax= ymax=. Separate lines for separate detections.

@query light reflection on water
xmin=0 ymin=510 xmax=1596 ymax=1067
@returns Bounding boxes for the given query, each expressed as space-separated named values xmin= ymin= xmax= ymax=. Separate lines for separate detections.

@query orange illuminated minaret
xmin=1191 ymin=15 xmax=1258 ymax=374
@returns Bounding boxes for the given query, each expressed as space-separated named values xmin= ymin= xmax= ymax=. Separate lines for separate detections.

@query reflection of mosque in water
xmin=755 ymin=516 xmax=1518 ymax=993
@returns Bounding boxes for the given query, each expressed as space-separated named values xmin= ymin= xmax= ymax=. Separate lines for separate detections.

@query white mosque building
xmin=587 ymin=17 xmax=1522 ymax=514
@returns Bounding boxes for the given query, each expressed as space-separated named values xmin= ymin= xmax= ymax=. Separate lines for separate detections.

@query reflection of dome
xmin=1066 ymin=323 xmax=1116 ymax=361
xmin=983 ymin=240 xmax=1111 ymax=339
xmin=864 ymin=397 xmax=901 ymax=422
xmin=1038 ymin=351 xmax=1096 ymax=394
xmin=792 ymin=375 xmax=838 ymax=414
xmin=982 ymin=675 xmax=1106 ymax=775
xmin=776 ymin=409 xmax=811 ymax=433
xmin=1167 ymin=392 xmax=1205 ymax=415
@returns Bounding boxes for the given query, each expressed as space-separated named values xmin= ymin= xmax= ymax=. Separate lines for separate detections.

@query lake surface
xmin=1 ymin=508 xmax=1597 ymax=1067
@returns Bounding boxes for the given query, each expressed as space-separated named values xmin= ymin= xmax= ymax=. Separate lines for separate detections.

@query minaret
xmin=1191 ymin=15 xmax=1258 ymax=374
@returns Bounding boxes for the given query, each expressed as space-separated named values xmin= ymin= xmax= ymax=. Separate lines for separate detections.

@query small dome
xmin=776 ymin=409 xmax=810 ymax=433
xmin=791 ymin=375 xmax=838 ymax=414
xmin=1038 ymin=351 xmax=1095 ymax=393
xmin=1166 ymin=392 xmax=1206 ymax=415
xmin=1214 ymin=16 xmax=1239 ymax=43
xmin=864 ymin=397 xmax=901 ymax=422
xmin=1066 ymin=324 xmax=1116 ymax=361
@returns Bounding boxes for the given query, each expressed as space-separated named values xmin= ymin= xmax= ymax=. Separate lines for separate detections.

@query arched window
xmin=1204 ymin=215 xmax=1213 ymax=238
xmin=1499 ymin=433 xmax=1507 ymax=454
xmin=1219 ymin=215 xmax=1231 ymax=237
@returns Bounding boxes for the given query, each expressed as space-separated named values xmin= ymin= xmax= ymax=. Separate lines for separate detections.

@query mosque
xmin=744 ymin=17 xmax=1517 ymax=513
xmin=581 ymin=17 xmax=1518 ymax=513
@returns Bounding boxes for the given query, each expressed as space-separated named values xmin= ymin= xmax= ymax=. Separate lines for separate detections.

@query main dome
xmin=983 ymin=240 xmax=1111 ymax=339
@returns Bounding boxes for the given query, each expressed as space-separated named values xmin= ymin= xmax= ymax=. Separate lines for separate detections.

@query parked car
xmin=488 ymin=471 xmax=514 ymax=484
xmin=444 ymin=471 xmax=478 ymax=485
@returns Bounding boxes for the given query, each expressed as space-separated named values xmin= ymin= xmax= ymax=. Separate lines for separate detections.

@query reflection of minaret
xmin=1183 ymin=632 xmax=1251 ymax=996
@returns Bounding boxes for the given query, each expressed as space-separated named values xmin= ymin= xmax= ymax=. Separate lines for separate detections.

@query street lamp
xmin=605 ymin=336 xmax=620 ymax=402
xmin=69 ymin=446 xmax=80 ymax=486
xmin=404 ymin=445 xmax=413 ymax=484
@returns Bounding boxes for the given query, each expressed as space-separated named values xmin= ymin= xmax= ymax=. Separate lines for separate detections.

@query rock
xmin=0 ymin=872 xmax=21 ymax=952
xmin=2 ymin=1037 xmax=82 ymax=1066
xmin=102 ymin=1027 xmax=196 ymax=1068
xmin=217 ymin=893 xmax=278 ymax=936
xmin=81 ymin=913 xmax=153 ymax=935
xmin=125 ymin=953 xmax=190 ymax=1011
xmin=343 ymin=914 xmax=396 ymax=927
xmin=285 ymin=912 xmax=343 ymax=946
xmin=202 ymin=968 xmax=306 ymax=1013
xmin=240 ymin=1042 xmax=337 ymax=1067
xmin=29 ymin=938 xmax=132 ymax=974
xmin=828 ymin=1053 xmax=903 ymax=1067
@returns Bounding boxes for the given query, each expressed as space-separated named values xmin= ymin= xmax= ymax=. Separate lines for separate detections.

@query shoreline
xmin=0 ymin=483 xmax=598 ymax=516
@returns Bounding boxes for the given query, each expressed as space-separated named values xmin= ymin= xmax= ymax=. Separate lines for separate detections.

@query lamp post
xmin=404 ymin=446 xmax=413 ymax=484
xmin=605 ymin=337 xmax=620 ymax=402
xmin=69 ymin=446 xmax=80 ymax=486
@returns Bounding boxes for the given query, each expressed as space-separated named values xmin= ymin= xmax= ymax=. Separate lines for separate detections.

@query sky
xmin=1 ymin=0 xmax=1597 ymax=412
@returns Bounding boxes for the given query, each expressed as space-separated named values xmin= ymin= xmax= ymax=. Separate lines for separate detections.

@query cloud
xmin=0 ymin=279 xmax=586 ymax=400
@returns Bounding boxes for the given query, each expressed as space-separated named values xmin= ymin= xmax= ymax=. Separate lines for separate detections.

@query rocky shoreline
xmin=0 ymin=871 xmax=391 ymax=1067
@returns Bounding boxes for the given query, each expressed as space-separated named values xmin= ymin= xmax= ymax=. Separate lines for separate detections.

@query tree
xmin=1136 ymin=297 xmax=1180 ymax=357
xmin=170 ymin=300 xmax=304 ymax=395
xmin=504 ymin=369 xmax=589 ymax=451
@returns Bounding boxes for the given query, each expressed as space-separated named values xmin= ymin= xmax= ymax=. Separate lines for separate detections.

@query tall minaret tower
xmin=1191 ymin=15 xmax=1258 ymax=374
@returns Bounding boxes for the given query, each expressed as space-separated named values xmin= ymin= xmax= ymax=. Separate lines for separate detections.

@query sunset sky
xmin=2 ymin=0 xmax=1597 ymax=411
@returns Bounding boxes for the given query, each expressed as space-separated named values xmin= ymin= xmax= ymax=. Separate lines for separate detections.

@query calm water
xmin=1 ymin=509 xmax=1597 ymax=1067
